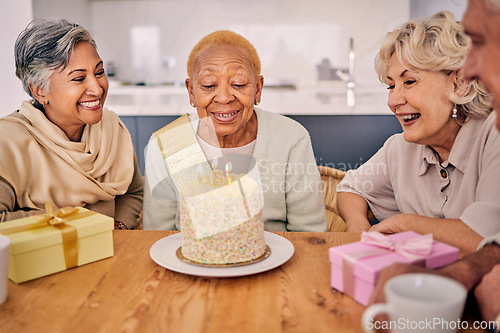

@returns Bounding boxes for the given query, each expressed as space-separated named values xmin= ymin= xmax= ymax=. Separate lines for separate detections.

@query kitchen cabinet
xmin=120 ymin=114 xmax=401 ymax=175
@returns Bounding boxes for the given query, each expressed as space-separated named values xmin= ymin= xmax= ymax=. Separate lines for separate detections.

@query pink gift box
xmin=329 ymin=231 xmax=459 ymax=306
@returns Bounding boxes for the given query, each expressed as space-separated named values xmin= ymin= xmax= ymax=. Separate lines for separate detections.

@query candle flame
xmin=225 ymin=162 xmax=232 ymax=185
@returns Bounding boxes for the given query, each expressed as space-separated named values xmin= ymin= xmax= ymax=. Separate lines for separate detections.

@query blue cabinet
xmin=120 ymin=115 xmax=401 ymax=175
xmin=286 ymin=115 xmax=401 ymax=170
xmin=120 ymin=116 xmax=177 ymax=175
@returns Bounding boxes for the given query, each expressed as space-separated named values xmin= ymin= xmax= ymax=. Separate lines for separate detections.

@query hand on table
xmin=114 ymin=221 xmax=128 ymax=230
xmin=474 ymin=264 xmax=500 ymax=322
xmin=369 ymin=263 xmax=438 ymax=304
xmin=366 ymin=263 xmax=447 ymax=333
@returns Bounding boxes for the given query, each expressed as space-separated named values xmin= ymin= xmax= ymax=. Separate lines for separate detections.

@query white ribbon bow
xmin=361 ymin=231 xmax=434 ymax=261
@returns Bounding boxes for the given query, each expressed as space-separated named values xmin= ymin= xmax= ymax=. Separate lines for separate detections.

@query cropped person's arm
xmin=370 ymin=242 xmax=500 ymax=305
xmin=0 ymin=176 xmax=43 ymax=222
xmin=474 ymin=264 xmax=500 ymax=322
xmin=115 ymin=154 xmax=144 ymax=229
xmin=337 ymin=192 xmax=371 ymax=232
xmin=439 ymin=243 xmax=500 ymax=290
xmin=369 ymin=215 xmax=483 ymax=255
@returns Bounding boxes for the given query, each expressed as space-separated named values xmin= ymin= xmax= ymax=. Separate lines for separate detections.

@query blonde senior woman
xmin=0 ymin=19 xmax=143 ymax=229
xmin=143 ymin=30 xmax=326 ymax=232
xmin=369 ymin=3 xmax=500 ymax=329
xmin=337 ymin=11 xmax=499 ymax=254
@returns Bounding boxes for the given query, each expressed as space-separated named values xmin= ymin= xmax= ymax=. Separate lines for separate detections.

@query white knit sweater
xmin=143 ymin=108 xmax=327 ymax=232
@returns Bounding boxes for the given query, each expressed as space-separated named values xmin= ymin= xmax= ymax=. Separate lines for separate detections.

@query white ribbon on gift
xmin=341 ymin=232 xmax=434 ymax=297
xmin=360 ymin=231 xmax=434 ymax=261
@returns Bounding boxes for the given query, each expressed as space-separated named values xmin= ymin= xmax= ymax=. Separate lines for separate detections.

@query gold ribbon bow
xmin=38 ymin=202 xmax=80 ymax=226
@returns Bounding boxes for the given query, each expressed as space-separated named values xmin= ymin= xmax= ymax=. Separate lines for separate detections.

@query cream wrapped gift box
xmin=329 ymin=231 xmax=459 ymax=306
xmin=0 ymin=205 xmax=114 ymax=283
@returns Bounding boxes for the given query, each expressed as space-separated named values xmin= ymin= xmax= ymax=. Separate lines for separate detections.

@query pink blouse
xmin=338 ymin=113 xmax=500 ymax=238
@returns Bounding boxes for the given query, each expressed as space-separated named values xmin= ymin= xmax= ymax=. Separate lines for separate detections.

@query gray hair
xmin=15 ymin=19 xmax=96 ymax=107
xmin=375 ymin=11 xmax=492 ymax=118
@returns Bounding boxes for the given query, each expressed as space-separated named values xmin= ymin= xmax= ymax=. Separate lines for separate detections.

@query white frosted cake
xmin=180 ymin=171 xmax=266 ymax=265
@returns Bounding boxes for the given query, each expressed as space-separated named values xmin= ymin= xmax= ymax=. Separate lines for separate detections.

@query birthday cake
xmin=180 ymin=169 xmax=266 ymax=265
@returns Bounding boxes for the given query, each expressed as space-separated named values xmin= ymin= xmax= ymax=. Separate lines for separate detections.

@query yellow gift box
xmin=0 ymin=204 xmax=114 ymax=283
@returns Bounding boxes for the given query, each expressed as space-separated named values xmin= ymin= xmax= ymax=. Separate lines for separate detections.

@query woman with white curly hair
xmin=337 ymin=11 xmax=499 ymax=254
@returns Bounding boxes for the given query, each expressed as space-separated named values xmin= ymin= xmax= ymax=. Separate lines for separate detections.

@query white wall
xmin=14 ymin=0 xmax=466 ymax=116
xmin=0 ymin=0 xmax=33 ymax=116
xmin=0 ymin=0 xmax=90 ymax=117
xmin=87 ymin=0 xmax=410 ymax=89
xmin=410 ymin=0 xmax=467 ymax=20
xmin=32 ymin=0 xmax=91 ymax=30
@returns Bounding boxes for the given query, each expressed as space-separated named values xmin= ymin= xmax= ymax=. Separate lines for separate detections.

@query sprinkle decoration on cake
xmin=179 ymin=167 xmax=266 ymax=265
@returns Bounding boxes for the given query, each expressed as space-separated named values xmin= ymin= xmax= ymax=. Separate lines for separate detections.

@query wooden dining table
xmin=0 ymin=231 xmax=487 ymax=333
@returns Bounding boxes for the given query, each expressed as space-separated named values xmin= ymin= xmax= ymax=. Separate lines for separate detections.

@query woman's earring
xmin=451 ymin=105 xmax=458 ymax=119
xmin=190 ymin=102 xmax=196 ymax=108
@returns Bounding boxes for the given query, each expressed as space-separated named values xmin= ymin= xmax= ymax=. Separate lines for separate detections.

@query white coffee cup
xmin=362 ymin=273 xmax=467 ymax=333
xmin=0 ymin=235 xmax=10 ymax=304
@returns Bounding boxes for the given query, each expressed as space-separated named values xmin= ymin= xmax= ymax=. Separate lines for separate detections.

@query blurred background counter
xmin=107 ymin=84 xmax=401 ymax=175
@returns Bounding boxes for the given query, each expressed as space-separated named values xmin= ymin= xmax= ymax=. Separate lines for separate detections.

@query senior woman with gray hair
xmin=0 ymin=19 xmax=143 ymax=229
xmin=337 ymin=11 xmax=500 ymax=254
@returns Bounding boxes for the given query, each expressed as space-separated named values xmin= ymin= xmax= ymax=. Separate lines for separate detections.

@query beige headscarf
xmin=0 ymin=101 xmax=135 ymax=210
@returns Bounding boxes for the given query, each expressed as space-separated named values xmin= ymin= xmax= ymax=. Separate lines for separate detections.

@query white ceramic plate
xmin=150 ymin=231 xmax=294 ymax=277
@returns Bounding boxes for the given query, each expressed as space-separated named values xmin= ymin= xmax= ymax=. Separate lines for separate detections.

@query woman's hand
xmin=114 ymin=221 xmax=128 ymax=230
xmin=368 ymin=263 xmax=440 ymax=333
xmin=369 ymin=215 xmax=482 ymax=255
xmin=474 ymin=264 xmax=500 ymax=322
xmin=369 ymin=263 xmax=437 ymax=304
xmin=368 ymin=214 xmax=414 ymax=234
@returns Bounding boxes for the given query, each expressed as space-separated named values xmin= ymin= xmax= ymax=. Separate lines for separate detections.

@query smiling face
xmin=386 ymin=54 xmax=462 ymax=157
xmin=185 ymin=45 xmax=263 ymax=147
xmin=462 ymin=0 xmax=500 ymax=129
xmin=32 ymin=41 xmax=108 ymax=141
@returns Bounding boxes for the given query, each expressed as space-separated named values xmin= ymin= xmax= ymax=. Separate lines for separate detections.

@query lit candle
xmin=225 ymin=162 xmax=232 ymax=185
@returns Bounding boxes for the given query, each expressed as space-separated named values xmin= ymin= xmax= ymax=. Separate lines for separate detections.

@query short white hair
xmin=15 ymin=19 xmax=96 ymax=107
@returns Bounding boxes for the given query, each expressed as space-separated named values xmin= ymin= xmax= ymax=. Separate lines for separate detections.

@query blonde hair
xmin=375 ymin=11 xmax=492 ymax=118
xmin=186 ymin=30 xmax=261 ymax=79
